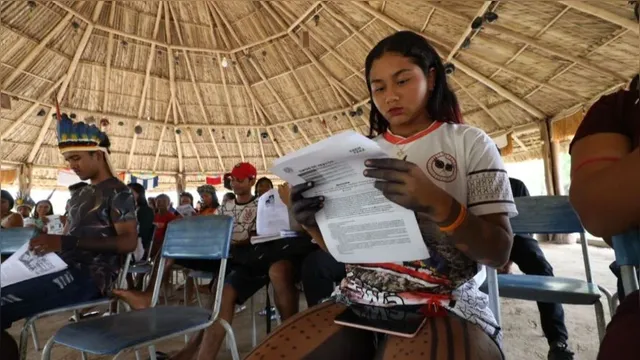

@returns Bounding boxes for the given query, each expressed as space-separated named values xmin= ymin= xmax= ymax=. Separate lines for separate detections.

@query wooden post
xmin=176 ymin=173 xmax=186 ymax=198
xmin=19 ymin=164 xmax=33 ymax=197
xmin=540 ymin=120 xmax=572 ymax=244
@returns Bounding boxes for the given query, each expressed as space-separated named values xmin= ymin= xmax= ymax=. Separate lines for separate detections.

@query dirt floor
xmin=8 ymin=242 xmax=618 ymax=360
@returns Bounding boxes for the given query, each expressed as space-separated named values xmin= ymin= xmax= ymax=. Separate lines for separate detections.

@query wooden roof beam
xmin=446 ymin=2 xmax=492 ymax=62
xmin=268 ymin=2 xmax=360 ymax=102
xmin=167 ymin=2 xmax=222 ymax=172
xmin=233 ymin=129 xmax=246 ymax=162
xmin=128 ymin=3 xmax=163 ymax=171
xmin=152 ymin=98 xmax=173 ymax=172
xmin=2 ymin=12 xmax=73 ymax=89
xmin=451 ymin=76 xmax=503 ymax=128
xmin=175 ymin=101 xmax=205 ymax=173
xmin=351 ymin=2 xmax=546 ymax=120
xmin=0 ymin=78 xmax=64 ymax=141
xmin=486 ymin=22 xmax=627 ymax=82
xmin=559 ymin=1 xmax=639 ymax=34
xmin=27 ymin=2 xmax=104 ymax=163
xmin=256 ymin=127 xmax=268 ymax=170
xmin=102 ymin=1 xmax=117 ymax=112
xmin=162 ymin=1 xmax=183 ymax=173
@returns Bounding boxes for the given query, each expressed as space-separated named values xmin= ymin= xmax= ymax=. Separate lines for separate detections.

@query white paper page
xmin=46 ymin=215 xmax=64 ymax=235
xmin=0 ymin=242 xmax=68 ymax=288
xmin=256 ymin=189 xmax=291 ymax=236
xmin=176 ymin=204 xmax=197 ymax=217
xmin=271 ymin=131 xmax=429 ymax=263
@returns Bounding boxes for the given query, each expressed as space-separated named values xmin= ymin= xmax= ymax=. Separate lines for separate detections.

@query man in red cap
xmin=170 ymin=162 xmax=314 ymax=360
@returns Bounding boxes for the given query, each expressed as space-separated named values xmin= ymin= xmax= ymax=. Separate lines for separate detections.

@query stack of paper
xmin=270 ymin=131 xmax=428 ymax=264
xmin=1 ymin=243 xmax=68 ymax=288
xmin=251 ymin=230 xmax=301 ymax=245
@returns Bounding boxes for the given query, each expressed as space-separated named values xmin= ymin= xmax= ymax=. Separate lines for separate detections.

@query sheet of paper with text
xmin=271 ymin=131 xmax=429 ymax=263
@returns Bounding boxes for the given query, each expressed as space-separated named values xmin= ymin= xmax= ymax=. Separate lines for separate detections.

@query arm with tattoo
xmin=437 ymin=199 xmax=513 ymax=268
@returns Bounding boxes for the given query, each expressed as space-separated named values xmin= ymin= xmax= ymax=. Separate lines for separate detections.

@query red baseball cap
xmin=230 ymin=162 xmax=257 ymax=181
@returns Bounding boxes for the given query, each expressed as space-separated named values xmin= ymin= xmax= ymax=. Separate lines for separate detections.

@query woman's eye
xmin=373 ymin=87 xmax=384 ymax=93
xmin=397 ymin=78 xmax=409 ymax=85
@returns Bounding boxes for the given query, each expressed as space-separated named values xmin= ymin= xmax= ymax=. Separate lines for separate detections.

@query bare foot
xmin=111 ymin=289 xmax=152 ymax=310
xmin=169 ymin=330 xmax=203 ymax=360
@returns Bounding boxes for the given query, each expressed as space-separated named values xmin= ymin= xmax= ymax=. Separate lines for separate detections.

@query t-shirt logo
xmin=426 ymin=152 xmax=457 ymax=183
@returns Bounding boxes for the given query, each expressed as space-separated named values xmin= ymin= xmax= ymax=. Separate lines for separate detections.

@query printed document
xmin=271 ymin=131 xmax=429 ymax=263
xmin=1 ymin=242 xmax=68 ymax=288
xmin=256 ymin=188 xmax=291 ymax=236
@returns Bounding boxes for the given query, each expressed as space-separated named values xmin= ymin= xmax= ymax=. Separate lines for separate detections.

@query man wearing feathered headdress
xmin=14 ymin=192 xmax=35 ymax=219
xmin=1 ymin=113 xmax=138 ymax=360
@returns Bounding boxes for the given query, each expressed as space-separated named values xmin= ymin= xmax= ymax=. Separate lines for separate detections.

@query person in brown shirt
xmin=569 ymin=72 xmax=639 ymax=360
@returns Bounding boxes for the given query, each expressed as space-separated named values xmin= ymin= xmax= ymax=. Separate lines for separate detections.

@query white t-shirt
xmin=218 ymin=197 xmax=258 ymax=244
xmin=336 ymin=122 xmax=517 ymax=345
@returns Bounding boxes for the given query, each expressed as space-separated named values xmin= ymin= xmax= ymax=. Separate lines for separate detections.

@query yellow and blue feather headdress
xmin=57 ymin=113 xmax=107 ymax=154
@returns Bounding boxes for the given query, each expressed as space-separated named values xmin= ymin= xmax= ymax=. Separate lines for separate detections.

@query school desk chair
xmin=481 ymin=196 xmax=613 ymax=342
xmin=41 ymin=215 xmax=240 ymax=360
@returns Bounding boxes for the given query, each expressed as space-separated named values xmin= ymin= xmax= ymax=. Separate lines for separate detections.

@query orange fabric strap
xmin=439 ymin=205 xmax=467 ymax=233
xmin=572 ymin=156 xmax=620 ymax=175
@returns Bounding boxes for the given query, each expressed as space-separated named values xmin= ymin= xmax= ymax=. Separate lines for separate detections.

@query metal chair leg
xmin=30 ymin=322 xmax=40 ymax=351
xmin=251 ymin=296 xmax=257 ymax=347
xmin=594 ymin=300 xmax=607 ymax=342
xmin=148 ymin=345 xmax=158 ymax=360
xmin=194 ymin=277 xmax=203 ymax=308
xmin=219 ymin=319 xmax=240 ymax=360
xmin=597 ymin=285 xmax=616 ymax=316
xmin=611 ymin=292 xmax=619 ymax=314
xmin=39 ymin=336 xmax=55 ymax=360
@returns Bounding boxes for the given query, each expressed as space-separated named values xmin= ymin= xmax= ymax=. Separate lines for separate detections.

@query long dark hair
xmin=365 ymin=31 xmax=462 ymax=137
xmin=127 ymin=183 xmax=150 ymax=208
xmin=33 ymin=200 xmax=54 ymax=219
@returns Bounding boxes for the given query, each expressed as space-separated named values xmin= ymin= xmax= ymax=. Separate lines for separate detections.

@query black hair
xmin=127 ymin=183 xmax=150 ymax=208
xmin=156 ymin=193 xmax=170 ymax=202
xmin=33 ymin=200 xmax=54 ymax=219
xmin=365 ymin=31 xmax=462 ymax=137
xmin=223 ymin=192 xmax=236 ymax=201
xmin=180 ymin=192 xmax=194 ymax=206
xmin=255 ymin=177 xmax=274 ymax=193
xmin=630 ymin=74 xmax=639 ymax=93
xmin=1 ymin=190 xmax=14 ymax=210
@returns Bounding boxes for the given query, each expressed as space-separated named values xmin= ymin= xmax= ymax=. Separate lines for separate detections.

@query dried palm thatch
xmin=0 ymin=1 xmax=638 ymax=189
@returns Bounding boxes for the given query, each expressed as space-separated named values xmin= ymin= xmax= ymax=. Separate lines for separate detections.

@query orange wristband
xmin=439 ymin=205 xmax=467 ymax=233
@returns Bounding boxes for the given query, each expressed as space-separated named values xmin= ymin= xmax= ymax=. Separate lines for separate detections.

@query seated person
xmin=25 ymin=200 xmax=55 ymax=233
xmin=196 ymin=185 xmax=219 ymax=215
xmin=168 ymin=163 xmax=315 ymax=360
xmin=0 ymin=116 xmax=137 ymax=360
xmin=151 ymin=194 xmax=180 ymax=258
xmin=245 ymin=31 xmax=515 ymax=360
xmin=1 ymin=190 xmax=23 ymax=229
xmin=255 ymin=177 xmax=274 ymax=198
xmin=14 ymin=193 xmax=34 ymax=219
xmin=569 ymin=69 xmax=639 ymax=360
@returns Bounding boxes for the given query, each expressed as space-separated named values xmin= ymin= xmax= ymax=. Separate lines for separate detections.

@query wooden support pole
xmin=27 ymin=2 xmax=104 ymax=163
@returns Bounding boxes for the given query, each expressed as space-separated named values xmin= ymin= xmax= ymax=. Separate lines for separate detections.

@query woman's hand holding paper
xmin=290 ymin=182 xmax=324 ymax=228
xmin=363 ymin=158 xmax=453 ymax=223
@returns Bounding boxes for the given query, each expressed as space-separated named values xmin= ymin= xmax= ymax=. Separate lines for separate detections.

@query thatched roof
xmin=1 ymin=1 xmax=638 ymax=190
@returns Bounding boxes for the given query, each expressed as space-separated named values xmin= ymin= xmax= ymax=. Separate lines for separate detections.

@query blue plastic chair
xmin=41 ymin=215 xmax=238 ymax=360
xmin=0 ymin=227 xmax=37 ymax=254
xmin=481 ymin=196 xmax=612 ymax=341
xmin=612 ymin=229 xmax=640 ymax=297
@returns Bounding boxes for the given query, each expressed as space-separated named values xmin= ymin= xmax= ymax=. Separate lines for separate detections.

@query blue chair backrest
xmin=612 ymin=228 xmax=640 ymax=266
xmin=1 ymin=227 xmax=37 ymax=255
xmin=162 ymin=215 xmax=233 ymax=260
xmin=510 ymin=196 xmax=584 ymax=235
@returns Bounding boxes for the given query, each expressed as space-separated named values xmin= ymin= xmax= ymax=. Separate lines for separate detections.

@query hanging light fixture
xmin=221 ymin=57 xmax=229 ymax=68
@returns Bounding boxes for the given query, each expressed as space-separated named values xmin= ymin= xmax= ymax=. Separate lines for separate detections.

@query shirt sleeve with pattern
xmin=464 ymin=128 xmax=518 ymax=218
xmin=110 ymin=188 xmax=137 ymax=224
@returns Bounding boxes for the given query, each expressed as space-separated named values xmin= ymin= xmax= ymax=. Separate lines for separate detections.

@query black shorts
xmin=175 ymin=236 xmax=318 ymax=305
